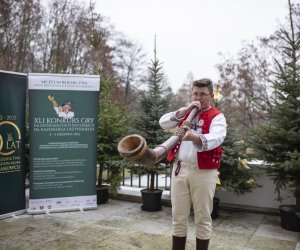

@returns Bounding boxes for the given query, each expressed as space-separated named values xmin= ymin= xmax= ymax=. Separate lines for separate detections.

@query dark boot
xmin=172 ymin=235 xmax=186 ymax=250
xmin=196 ymin=238 xmax=209 ymax=250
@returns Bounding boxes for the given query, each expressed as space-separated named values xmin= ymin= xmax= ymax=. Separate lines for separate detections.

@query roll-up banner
xmin=0 ymin=71 xmax=27 ymax=219
xmin=28 ymin=73 xmax=100 ymax=214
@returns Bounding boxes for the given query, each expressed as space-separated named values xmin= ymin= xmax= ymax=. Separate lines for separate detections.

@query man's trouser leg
xmin=171 ymin=161 xmax=192 ymax=249
xmin=190 ymin=166 xmax=217 ymax=250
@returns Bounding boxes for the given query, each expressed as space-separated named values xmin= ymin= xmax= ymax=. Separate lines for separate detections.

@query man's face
xmin=62 ymin=104 xmax=71 ymax=112
xmin=191 ymin=86 xmax=214 ymax=110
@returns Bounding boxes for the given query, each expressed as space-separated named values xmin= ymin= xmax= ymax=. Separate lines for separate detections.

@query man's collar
xmin=199 ymin=106 xmax=211 ymax=113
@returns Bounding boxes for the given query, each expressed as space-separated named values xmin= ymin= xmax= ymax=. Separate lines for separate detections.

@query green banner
xmin=0 ymin=71 xmax=26 ymax=218
xmin=28 ymin=73 xmax=100 ymax=213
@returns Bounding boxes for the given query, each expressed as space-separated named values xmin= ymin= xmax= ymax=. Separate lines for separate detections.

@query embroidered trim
xmin=199 ymin=134 xmax=208 ymax=151
xmin=191 ymin=116 xmax=198 ymax=130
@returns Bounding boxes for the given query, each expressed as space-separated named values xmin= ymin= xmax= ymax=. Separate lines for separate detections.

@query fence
xmin=99 ymin=164 xmax=172 ymax=190
xmin=123 ymin=165 xmax=172 ymax=190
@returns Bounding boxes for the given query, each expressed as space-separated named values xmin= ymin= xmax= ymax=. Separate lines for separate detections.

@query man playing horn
xmin=48 ymin=95 xmax=74 ymax=119
xmin=159 ymin=78 xmax=227 ymax=250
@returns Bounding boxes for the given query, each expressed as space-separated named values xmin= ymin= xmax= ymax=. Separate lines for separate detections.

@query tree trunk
xmin=295 ymin=187 xmax=300 ymax=212
xmin=97 ymin=164 xmax=104 ymax=188
xmin=150 ymin=171 xmax=155 ymax=192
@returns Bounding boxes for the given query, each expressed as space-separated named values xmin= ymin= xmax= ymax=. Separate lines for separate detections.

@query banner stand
xmin=27 ymin=206 xmax=95 ymax=215
xmin=0 ymin=209 xmax=27 ymax=220
xmin=0 ymin=71 xmax=27 ymax=220
xmin=27 ymin=73 xmax=99 ymax=214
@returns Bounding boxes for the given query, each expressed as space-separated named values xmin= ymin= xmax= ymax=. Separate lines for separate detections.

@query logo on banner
xmin=0 ymin=121 xmax=21 ymax=156
xmin=48 ymin=94 xmax=75 ymax=119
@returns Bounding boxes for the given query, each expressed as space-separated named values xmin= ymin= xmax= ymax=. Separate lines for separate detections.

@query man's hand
xmin=176 ymin=101 xmax=201 ymax=119
xmin=181 ymin=125 xmax=201 ymax=144
xmin=187 ymin=101 xmax=201 ymax=112
xmin=181 ymin=125 xmax=193 ymax=141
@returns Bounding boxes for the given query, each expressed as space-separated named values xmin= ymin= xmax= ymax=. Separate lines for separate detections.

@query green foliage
xmin=213 ymin=98 xmax=259 ymax=195
xmin=130 ymin=48 xmax=173 ymax=191
xmin=105 ymin=160 xmax=126 ymax=197
xmin=97 ymin=78 xmax=129 ymax=195
xmin=249 ymin=4 xmax=300 ymax=210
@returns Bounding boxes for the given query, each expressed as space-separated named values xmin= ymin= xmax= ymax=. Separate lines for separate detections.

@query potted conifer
xmin=130 ymin=38 xmax=173 ymax=211
xmin=249 ymin=1 xmax=300 ymax=232
xmin=97 ymin=78 xmax=128 ymax=204
xmin=212 ymin=92 xmax=259 ymax=219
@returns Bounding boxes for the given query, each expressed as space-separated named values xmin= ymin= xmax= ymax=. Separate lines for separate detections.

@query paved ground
xmin=0 ymin=198 xmax=299 ymax=250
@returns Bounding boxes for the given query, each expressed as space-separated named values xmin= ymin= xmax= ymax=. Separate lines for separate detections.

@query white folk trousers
xmin=171 ymin=161 xmax=218 ymax=240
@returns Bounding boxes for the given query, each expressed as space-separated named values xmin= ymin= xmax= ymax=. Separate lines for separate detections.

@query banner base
xmin=27 ymin=206 xmax=97 ymax=215
xmin=27 ymin=195 xmax=97 ymax=214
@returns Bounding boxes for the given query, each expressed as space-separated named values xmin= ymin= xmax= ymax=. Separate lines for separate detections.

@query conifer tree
xmin=97 ymin=78 xmax=128 ymax=196
xmin=249 ymin=0 xmax=300 ymax=211
xmin=131 ymin=38 xmax=173 ymax=191
xmin=212 ymin=89 xmax=258 ymax=195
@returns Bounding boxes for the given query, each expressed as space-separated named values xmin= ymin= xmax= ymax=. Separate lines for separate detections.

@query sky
xmin=94 ymin=0 xmax=288 ymax=91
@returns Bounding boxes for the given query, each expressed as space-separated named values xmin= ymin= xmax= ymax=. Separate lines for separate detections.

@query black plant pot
xmin=96 ymin=185 xmax=109 ymax=204
xmin=141 ymin=189 xmax=163 ymax=212
xmin=279 ymin=205 xmax=300 ymax=232
xmin=211 ymin=197 xmax=220 ymax=220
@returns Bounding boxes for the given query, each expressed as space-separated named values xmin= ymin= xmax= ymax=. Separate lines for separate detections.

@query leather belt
xmin=175 ymin=160 xmax=181 ymax=176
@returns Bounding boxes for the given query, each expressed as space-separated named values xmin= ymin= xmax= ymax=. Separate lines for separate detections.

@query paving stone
xmin=244 ymin=235 xmax=297 ymax=250
xmin=254 ymin=224 xmax=299 ymax=242
xmin=1 ymin=200 xmax=299 ymax=250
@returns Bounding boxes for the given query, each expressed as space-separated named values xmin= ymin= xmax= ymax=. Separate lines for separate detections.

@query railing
xmin=122 ymin=165 xmax=172 ymax=190
xmin=100 ymin=164 xmax=172 ymax=190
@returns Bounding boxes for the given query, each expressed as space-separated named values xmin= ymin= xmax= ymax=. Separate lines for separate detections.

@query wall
xmin=215 ymin=162 xmax=295 ymax=213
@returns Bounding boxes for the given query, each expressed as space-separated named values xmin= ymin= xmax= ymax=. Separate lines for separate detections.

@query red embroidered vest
xmin=167 ymin=106 xmax=223 ymax=169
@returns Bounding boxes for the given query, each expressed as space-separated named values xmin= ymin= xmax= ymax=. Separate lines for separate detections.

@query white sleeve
xmin=54 ymin=106 xmax=59 ymax=115
xmin=198 ymin=113 xmax=227 ymax=152
xmin=159 ymin=111 xmax=179 ymax=129
xmin=54 ymin=106 xmax=66 ymax=118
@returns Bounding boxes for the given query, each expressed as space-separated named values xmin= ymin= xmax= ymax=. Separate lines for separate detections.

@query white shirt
xmin=54 ymin=107 xmax=74 ymax=119
xmin=159 ymin=107 xmax=227 ymax=164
